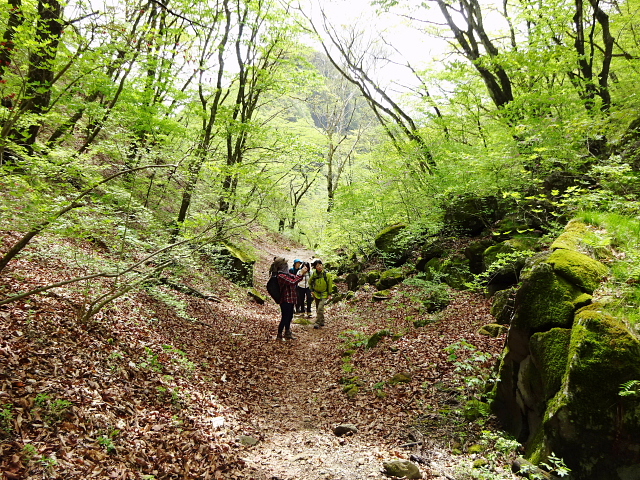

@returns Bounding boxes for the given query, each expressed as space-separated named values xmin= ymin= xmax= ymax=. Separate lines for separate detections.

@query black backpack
xmin=266 ymin=273 xmax=281 ymax=303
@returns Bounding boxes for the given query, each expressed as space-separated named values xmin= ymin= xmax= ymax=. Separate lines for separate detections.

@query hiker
xmin=270 ymin=257 xmax=307 ymax=340
xmin=309 ymin=259 xmax=332 ymax=329
xmin=290 ymin=259 xmax=304 ymax=313
xmin=296 ymin=261 xmax=313 ymax=318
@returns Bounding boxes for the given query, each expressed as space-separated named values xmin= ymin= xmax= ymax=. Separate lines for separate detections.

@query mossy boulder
xmin=382 ymin=459 xmax=422 ymax=479
xmin=490 ymin=287 xmax=516 ymax=324
xmin=549 ymin=220 xmax=589 ymax=251
xmin=376 ymin=268 xmax=405 ymax=290
xmin=211 ymin=242 xmax=256 ymax=287
xmin=415 ymin=238 xmax=446 ymax=271
xmin=374 ymin=223 xmax=410 ymax=266
xmin=247 ymin=288 xmax=265 ymax=304
xmin=367 ymin=329 xmax=392 ymax=349
xmin=440 ymin=255 xmax=473 ymax=290
xmin=419 ymin=258 xmax=442 ymax=280
xmin=443 ymin=194 xmax=503 ymax=236
xmin=508 ymin=266 xmax=581 ymax=363
xmin=478 ymin=323 xmax=508 ymax=337
xmin=465 ymin=238 xmax=496 ymax=274
xmin=482 ymin=238 xmax=533 ymax=287
xmin=345 ymin=272 xmax=359 ymax=291
xmin=373 ymin=289 xmax=391 ymax=301
xmin=533 ymin=308 xmax=640 ymax=479
xmin=513 ymin=260 xmax=583 ymax=333
xmin=547 ymin=248 xmax=608 ymax=293
xmin=529 ymin=328 xmax=571 ymax=401
xmin=389 ymin=372 xmax=412 ymax=384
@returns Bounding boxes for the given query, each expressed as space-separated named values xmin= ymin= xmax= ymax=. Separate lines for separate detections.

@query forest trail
xmin=213 ymin=239 xmax=510 ymax=480
xmin=0 ymin=231 xmax=510 ymax=479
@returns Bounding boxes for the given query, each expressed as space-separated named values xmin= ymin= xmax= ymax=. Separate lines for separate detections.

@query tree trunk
xmin=19 ymin=0 xmax=64 ymax=146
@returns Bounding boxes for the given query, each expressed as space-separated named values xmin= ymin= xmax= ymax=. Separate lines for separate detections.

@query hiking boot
xmin=276 ymin=332 xmax=283 ymax=340
xmin=284 ymin=329 xmax=296 ymax=340
xmin=313 ymin=324 xmax=323 ymax=329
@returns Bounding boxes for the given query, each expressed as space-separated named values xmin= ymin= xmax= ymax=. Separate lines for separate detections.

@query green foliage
xmin=339 ymin=330 xmax=369 ymax=350
xmin=97 ymin=429 xmax=120 ymax=454
xmin=466 ymin=250 xmax=535 ymax=292
xmin=21 ymin=444 xmax=37 ymax=462
xmin=539 ymin=454 xmax=571 ymax=477
xmin=0 ymin=404 xmax=14 ymax=435
xmin=162 ymin=344 xmax=196 ymax=374
xmin=403 ymin=274 xmax=451 ymax=311
xmin=619 ymin=380 xmax=640 ymax=398
xmin=139 ymin=347 xmax=164 ymax=372
xmin=34 ymin=394 xmax=73 ymax=424
xmin=574 ymin=211 xmax=640 ymax=327
xmin=146 ymin=286 xmax=196 ymax=322
xmin=445 ymin=340 xmax=498 ymax=401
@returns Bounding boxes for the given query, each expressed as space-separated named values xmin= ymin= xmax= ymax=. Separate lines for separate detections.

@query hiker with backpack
xmin=309 ymin=259 xmax=332 ymax=329
xmin=269 ymin=257 xmax=308 ymax=340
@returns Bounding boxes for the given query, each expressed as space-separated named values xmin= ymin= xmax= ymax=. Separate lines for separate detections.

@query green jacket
xmin=309 ymin=270 xmax=333 ymax=299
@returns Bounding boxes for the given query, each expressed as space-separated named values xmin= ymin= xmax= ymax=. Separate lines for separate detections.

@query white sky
xmin=298 ymin=0 xmax=439 ymax=90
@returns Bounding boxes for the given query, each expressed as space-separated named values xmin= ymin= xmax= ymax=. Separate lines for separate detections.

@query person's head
xmin=293 ymin=259 xmax=302 ymax=269
xmin=311 ymin=259 xmax=323 ymax=271
xmin=272 ymin=257 xmax=288 ymax=273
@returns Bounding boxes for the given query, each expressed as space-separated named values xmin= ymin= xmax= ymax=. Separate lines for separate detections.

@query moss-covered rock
xmin=535 ymin=309 xmax=640 ymax=479
xmin=374 ymin=223 xmax=410 ymax=266
xmin=513 ymin=261 xmax=583 ymax=333
xmin=443 ymin=194 xmax=503 ymax=236
xmin=529 ymin=328 xmax=571 ymax=401
xmin=367 ymin=329 xmax=391 ymax=349
xmin=440 ymin=255 xmax=473 ymax=290
xmin=365 ymin=270 xmax=381 ymax=285
xmin=382 ymin=459 xmax=422 ymax=479
xmin=389 ymin=372 xmax=412 ymax=385
xmin=415 ymin=238 xmax=446 ymax=271
xmin=375 ymin=268 xmax=405 ymax=290
xmin=490 ymin=287 xmax=516 ymax=324
xmin=547 ymin=248 xmax=608 ymax=293
xmin=420 ymin=258 xmax=442 ymax=280
xmin=549 ymin=220 xmax=589 ymax=251
xmin=478 ymin=323 xmax=508 ymax=337
xmin=211 ymin=241 xmax=256 ymax=287
xmin=483 ymin=239 xmax=532 ymax=287
xmin=464 ymin=238 xmax=496 ymax=274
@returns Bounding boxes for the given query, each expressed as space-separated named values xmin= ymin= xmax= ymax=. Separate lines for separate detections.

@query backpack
xmin=266 ymin=273 xmax=281 ymax=304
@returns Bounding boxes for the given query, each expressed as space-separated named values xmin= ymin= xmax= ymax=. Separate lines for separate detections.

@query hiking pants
xmin=297 ymin=287 xmax=312 ymax=313
xmin=314 ymin=298 xmax=327 ymax=326
xmin=278 ymin=302 xmax=295 ymax=335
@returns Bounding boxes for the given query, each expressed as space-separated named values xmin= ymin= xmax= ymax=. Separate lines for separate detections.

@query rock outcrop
xmin=491 ymin=220 xmax=640 ymax=479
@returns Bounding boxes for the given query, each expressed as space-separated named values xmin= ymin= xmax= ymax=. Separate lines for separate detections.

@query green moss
xmin=547 ymin=249 xmax=608 ymax=293
xmin=513 ymin=262 xmax=583 ymax=331
xmin=530 ymin=328 xmax=571 ymax=400
xmin=440 ymin=254 xmax=472 ymax=290
xmin=374 ymin=223 xmax=407 ymax=249
xmin=572 ymin=292 xmax=592 ymax=308
xmin=490 ymin=287 xmax=516 ymax=324
xmin=478 ymin=323 xmax=508 ymax=337
xmin=222 ymin=241 xmax=256 ymax=263
xmin=550 ymin=220 xmax=589 ymax=251
xmin=376 ymin=268 xmax=405 ymax=290
xmin=537 ymin=309 xmax=640 ymax=475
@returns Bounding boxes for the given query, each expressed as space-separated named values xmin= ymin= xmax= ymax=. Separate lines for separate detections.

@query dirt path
xmin=219 ymin=238 xmax=507 ymax=480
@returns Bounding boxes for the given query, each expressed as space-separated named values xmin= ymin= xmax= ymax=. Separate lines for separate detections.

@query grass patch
xmin=574 ymin=211 xmax=640 ymax=328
